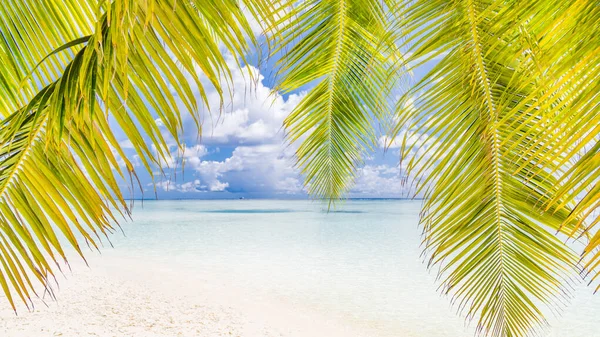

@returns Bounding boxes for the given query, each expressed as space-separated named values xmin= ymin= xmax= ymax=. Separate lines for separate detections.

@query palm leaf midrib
xmin=323 ymin=0 xmax=348 ymax=197
xmin=465 ymin=0 xmax=508 ymax=332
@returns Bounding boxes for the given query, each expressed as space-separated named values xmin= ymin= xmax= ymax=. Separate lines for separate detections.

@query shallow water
xmin=97 ymin=199 xmax=599 ymax=337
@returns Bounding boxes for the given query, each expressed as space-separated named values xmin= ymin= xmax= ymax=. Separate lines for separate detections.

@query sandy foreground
xmin=0 ymin=253 xmax=372 ymax=337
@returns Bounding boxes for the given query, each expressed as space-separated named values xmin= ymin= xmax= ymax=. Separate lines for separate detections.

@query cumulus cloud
xmin=119 ymin=50 xmax=438 ymax=198
xmin=351 ymin=164 xmax=407 ymax=196
xmin=146 ymin=56 xmax=308 ymax=195
xmin=374 ymin=127 xmax=440 ymax=197
xmin=197 ymin=67 xmax=303 ymax=146
xmin=175 ymin=144 xmax=303 ymax=194
xmin=165 ymin=52 xmax=304 ymax=147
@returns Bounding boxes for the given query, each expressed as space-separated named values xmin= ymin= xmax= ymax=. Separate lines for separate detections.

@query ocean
xmin=96 ymin=199 xmax=598 ymax=337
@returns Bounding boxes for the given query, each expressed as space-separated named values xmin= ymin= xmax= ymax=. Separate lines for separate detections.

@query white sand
xmin=0 ymin=253 xmax=373 ymax=337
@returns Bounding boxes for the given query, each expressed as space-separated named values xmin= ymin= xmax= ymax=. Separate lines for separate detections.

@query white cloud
xmin=197 ymin=66 xmax=303 ymax=146
xmin=178 ymin=144 xmax=303 ymax=194
xmin=351 ymin=164 xmax=407 ymax=196
xmin=166 ymin=53 xmax=305 ymax=147
xmin=374 ymin=127 xmax=441 ymax=197
xmin=140 ymin=52 xmax=309 ymax=195
xmin=378 ymin=132 xmax=430 ymax=150
xmin=152 ymin=178 xmax=229 ymax=193
xmin=120 ymin=48 xmax=441 ymax=197
xmin=118 ymin=139 xmax=135 ymax=149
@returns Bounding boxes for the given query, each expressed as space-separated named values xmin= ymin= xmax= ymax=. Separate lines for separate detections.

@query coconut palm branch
xmin=386 ymin=0 xmax=593 ymax=336
xmin=0 ymin=0 xmax=282 ymax=312
xmin=503 ymin=1 xmax=600 ymax=287
xmin=267 ymin=0 xmax=402 ymax=201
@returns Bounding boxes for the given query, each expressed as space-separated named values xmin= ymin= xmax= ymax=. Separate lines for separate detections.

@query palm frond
xmin=269 ymin=0 xmax=401 ymax=201
xmin=0 ymin=0 xmax=276 ymax=310
xmin=0 ymin=0 xmax=97 ymax=115
xmin=391 ymin=1 xmax=583 ymax=336
xmin=0 ymin=84 xmax=125 ymax=312
xmin=504 ymin=1 xmax=600 ymax=288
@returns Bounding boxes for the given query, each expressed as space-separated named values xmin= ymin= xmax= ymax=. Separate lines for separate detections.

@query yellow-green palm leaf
xmin=0 ymin=0 xmax=282 ymax=311
xmin=390 ymin=1 xmax=585 ymax=336
xmin=500 ymin=1 xmax=600 ymax=287
xmin=269 ymin=0 xmax=401 ymax=201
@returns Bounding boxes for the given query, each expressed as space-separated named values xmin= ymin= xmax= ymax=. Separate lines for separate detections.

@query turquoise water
xmin=100 ymin=200 xmax=599 ymax=337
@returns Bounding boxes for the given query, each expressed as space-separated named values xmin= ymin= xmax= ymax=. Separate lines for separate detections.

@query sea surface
xmin=98 ymin=199 xmax=599 ymax=337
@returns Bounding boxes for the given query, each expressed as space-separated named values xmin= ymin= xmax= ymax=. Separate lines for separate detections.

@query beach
xmin=1 ymin=254 xmax=367 ymax=337
xmin=1 ymin=200 xmax=599 ymax=337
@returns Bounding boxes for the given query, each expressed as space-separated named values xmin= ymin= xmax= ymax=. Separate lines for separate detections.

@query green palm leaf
xmin=390 ymin=1 xmax=585 ymax=336
xmin=0 ymin=0 xmax=281 ymax=311
xmin=0 ymin=84 xmax=126 ymax=312
xmin=497 ymin=1 xmax=600 ymax=288
xmin=269 ymin=0 xmax=401 ymax=201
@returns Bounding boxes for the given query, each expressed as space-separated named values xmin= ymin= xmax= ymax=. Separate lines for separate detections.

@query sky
xmin=112 ymin=30 xmax=439 ymax=200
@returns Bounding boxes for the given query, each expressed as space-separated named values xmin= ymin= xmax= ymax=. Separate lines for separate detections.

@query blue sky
xmin=112 ymin=34 xmax=439 ymax=200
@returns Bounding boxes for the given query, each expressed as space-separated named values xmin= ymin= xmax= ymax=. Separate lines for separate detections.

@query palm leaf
xmin=497 ymin=1 xmax=600 ymax=288
xmin=390 ymin=1 xmax=584 ymax=336
xmin=0 ymin=0 xmax=280 ymax=310
xmin=0 ymin=84 xmax=126 ymax=311
xmin=269 ymin=0 xmax=401 ymax=201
